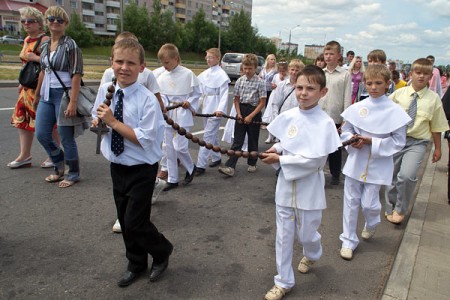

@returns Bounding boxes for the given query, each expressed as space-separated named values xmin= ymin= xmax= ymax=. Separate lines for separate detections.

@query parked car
xmin=1 ymin=35 xmax=24 ymax=45
xmin=221 ymin=52 xmax=265 ymax=81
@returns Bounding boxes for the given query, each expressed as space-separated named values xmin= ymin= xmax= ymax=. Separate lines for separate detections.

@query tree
xmin=66 ymin=13 xmax=94 ymax=47
xmin=184 ymin=9 xmax=218 ymax=53
xmin=221 ymin=10 xmax=253 ymax=53
xmin=122 ymin=1 xmax=151 ymax=48
xmin=148 ymin=0 xmax=178 ymax=51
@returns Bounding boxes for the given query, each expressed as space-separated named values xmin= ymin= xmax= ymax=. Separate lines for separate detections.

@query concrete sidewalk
xmin=382 ymin=143 xmax=450 ymax=300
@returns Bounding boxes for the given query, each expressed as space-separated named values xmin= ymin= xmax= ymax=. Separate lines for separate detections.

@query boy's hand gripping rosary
xmin=90 ymin=79 xmax=117 ymax=154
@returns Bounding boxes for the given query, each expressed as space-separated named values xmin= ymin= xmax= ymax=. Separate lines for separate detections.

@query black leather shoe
xmin=195 ymin=167 xmax=205 ymax=176
xmin=162 ymin=182 xmax=178 ymax=192
xmin=117 ymin=270 xmax=143 ymax=287
xmin=183 ymin=166 xmax=196 ymax=185
xmin=209 ymin=159 xmax=222 ymax=168
xmin=150 ymin=245 xmax=173 ymax=282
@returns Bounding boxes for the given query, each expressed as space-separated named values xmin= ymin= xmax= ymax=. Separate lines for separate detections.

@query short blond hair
xmin=367 ymin=49 xmax=386 ymax=64
xmin=157 ymin=43 xmax=180 ymax=61
xmin=45 ymin=6 xmax=69 ymax=24
xmin=19 ymin=6 xmax=45 ymax=29
xmin=411 ymin=58 xmax=433 ymax=75
xmin=288 ymin=59 xmax=305 ymax=70
xmin=206 ymin=48 xmax=221 ymax=59
xmin=242 ymin=53 xmax=258 ymax=68
xmin=364 ymin=64 xmax=390 ymax=82
xmin=112 ymin=39 xmax=145 ymax=64
xmin=115 ymin=31 xmax=138 ymax=43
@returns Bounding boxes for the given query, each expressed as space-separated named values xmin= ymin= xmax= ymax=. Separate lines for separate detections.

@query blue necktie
xmin=111 ymin=89 xmax=124 ymax=156
xmin=407 ymin=92 xmax=418 ymax=128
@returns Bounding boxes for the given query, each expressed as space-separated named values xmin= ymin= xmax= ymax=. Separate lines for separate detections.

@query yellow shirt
xmin=389 ymin=86 xmax=449 ymax=140
xmin=395 ymin=80 xmax=407 ymax=90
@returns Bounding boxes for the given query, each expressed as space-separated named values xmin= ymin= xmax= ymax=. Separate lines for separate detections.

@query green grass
xmin=0 ymin=44 xmax=208 ymax=80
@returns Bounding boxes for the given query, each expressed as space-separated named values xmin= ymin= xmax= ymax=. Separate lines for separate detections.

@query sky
xmin=252 ymin=0 xmax=450 ymax=66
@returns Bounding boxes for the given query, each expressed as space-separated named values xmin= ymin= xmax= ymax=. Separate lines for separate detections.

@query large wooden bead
xmin=205 ymin=143 xmax=213 ymax=150
xmin=185 ymin=132 xmax=193 ymax=139
xmin=220 ymin=148 xmax=228 ymax=155
xmin=212 ymin=145 xmax=221 ymax=152
xmin=172 ymin=123 xmax=180 ymax=130
xmin=107 ymin=85 xmax=115 ymax=93
xmin=242 ymin=151 xmax=249 ymax=158
xmin=198 ymin=140 xmax=206 ymax=147
xmin=258 ymin=152 xmax=266 ymax=159
xmin=106 ymin=92 xmax=114 ymax=100
xmin=234 ymin=150 xmax=242 ymax=157
xmin=178 ymin=128 xmax=186 ymax=135
xmin=249 ymin=151 xmax=259 ymax=159
xmin=104 ymin=99 xmax=111 ymax=106
xmin=192 ymin=136 xmax=199 ymax=143
xmin=166 ymin=118 xmax=174 ymax=125
xmin=227 ymin=149 xmax=235 ymax=156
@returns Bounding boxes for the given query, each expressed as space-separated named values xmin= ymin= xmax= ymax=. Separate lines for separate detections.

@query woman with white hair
xmin=8 ymin=6 xmax=51 ymax=169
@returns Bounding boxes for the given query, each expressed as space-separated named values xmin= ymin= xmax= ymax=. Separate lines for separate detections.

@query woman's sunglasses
xmin=47 ymin=16 xmax=65 ymax=24
xmin=21 ymin=18 xmax=37 ymax=24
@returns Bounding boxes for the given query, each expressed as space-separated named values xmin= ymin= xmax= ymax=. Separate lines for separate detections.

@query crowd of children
xmin=86 ymin=34 xmax=449 ymax=298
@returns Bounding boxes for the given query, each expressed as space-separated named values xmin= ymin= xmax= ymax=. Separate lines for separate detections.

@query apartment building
xmin=0 ymin=0 xmax=252 ymax=37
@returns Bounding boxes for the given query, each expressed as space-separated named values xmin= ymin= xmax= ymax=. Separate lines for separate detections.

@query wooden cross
xmin=90 ymin=82 xmax=116 ymax=154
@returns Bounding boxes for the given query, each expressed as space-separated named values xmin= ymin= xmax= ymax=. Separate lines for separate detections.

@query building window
xmin=55 ymin=0 xmax=63 ymax=5
xmin=95 ymin=0 xmax=104 ymax=3
xmin=70 ymin=1 xmax=77 ymax=8
xmin=95 ymin=11 xmax=104 ymax=16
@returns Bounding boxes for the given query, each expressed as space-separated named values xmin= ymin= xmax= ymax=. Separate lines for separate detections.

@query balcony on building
xmin=106 ymin=13 xmax=119 ymax=19
xmin=107 ymin=24 xmax=117 ymax=31
xmin=82 ymin=9 xmax=95 ymax=16
xmin=106 ymin=1 xmax=121 ymax=8
xmin=84 ymin=22 xmax=95 ymax=30
xmin=82 ymin=0 xmax=95 ymax=4
xmin=175 ymin=0 xmax=186 ymax=9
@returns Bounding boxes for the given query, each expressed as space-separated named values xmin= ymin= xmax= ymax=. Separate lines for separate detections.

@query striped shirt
xmin=234 ymin=74 xmax=266 ymax=106
xmin=40 ymin=35 xmax=83 ymax=76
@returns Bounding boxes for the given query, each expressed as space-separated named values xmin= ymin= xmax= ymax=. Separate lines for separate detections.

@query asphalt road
xmin=0 ymin=86 xmax=406 ymax=299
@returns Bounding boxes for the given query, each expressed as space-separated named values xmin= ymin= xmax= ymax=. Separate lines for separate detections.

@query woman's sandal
xmin=45 ymin=173 xmax=64 ymax=183
xmin=59 ymin=180 xmax=76 ymax=188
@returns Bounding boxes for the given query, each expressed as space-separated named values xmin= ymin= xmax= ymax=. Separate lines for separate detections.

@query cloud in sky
xmin=252 ymin=0 xmax=450 ymax=65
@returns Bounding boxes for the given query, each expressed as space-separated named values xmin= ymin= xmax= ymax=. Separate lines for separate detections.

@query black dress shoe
xmin=117 ymin=270 xmax=143 ymax=287
xmin=150 ymin=245 xmax=173 ymax=282
xmin=162 ymin=182 xmax=178 ymax=192
xmin=195 ymin=167 xmax=205 ymax=176
xmin=183 ymin=166 xmax=196 ymax=185
xmin=209 ymin=159 xmax=222 ymax=168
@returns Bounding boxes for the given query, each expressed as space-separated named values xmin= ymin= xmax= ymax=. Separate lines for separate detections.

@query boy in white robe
xmin=338 ymin=65 xmax=411 ymax=260
xmin=156 ymin=43 xmax=201 ymax=191
xmin=262 ymin=65 xmax=341 ymax=300
xmin=195 ymin=48 xmax=230 ymax=175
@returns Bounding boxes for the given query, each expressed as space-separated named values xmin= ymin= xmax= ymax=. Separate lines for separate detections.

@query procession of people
xmin=5 ymin=5 xmax=450 ymax=299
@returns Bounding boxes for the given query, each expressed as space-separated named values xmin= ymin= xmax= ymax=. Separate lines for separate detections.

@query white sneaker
xmin=264 ymin=285 xmax=291 ymax=300
xmin=152 ymin=178 xmax=166 ymax=204
xmin=218 ymin=166 xmax=235 ymax=177
xmin=112 ymin=219 xmax=122 ymax=233
xmin=247 ymin=165 xmax=257 ymax=173
xmin=340 ymin=247 xmax=353 ymax=260
xmin=297 ymin=256 xmax=315 ymax=273
xmin=361 ymin=226 xmax=376 ymax=240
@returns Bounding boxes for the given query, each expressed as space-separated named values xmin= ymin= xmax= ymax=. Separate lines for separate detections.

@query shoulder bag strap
xmin=31 ymin=35 xmax=44 ymax=54
xmin=47 ymin=41 xmax=69 ymax=94
xmin=278 ymin=86 xmax=296 ymax=114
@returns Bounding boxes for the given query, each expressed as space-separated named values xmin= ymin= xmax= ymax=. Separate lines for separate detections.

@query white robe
xmin=340 ymin=95 xmax=411 ymax=185
xmin=157 ymin=65 xmax=201 ymax=127
xmin=197 ymin=65 xmax=230 ymax=114
xmin=268 ymin=105 xmax=342 ymax=210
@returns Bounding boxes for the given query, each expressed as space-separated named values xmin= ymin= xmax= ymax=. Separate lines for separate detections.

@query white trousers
xmin=164 ymin=126 xmax=195 ymax=184
xmin=196 ymin=117 xmax=221 ymax=168
xmin=274 ymin=205 xmax=322 ymax=289
xmin=340 ymin=176 xmax=381 ymax=250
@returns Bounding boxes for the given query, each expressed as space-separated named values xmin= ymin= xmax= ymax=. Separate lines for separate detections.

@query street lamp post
xmin=287 ymin=25 xmax=300 ymax=59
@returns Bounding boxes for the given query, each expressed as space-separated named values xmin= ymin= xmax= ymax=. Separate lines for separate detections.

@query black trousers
xmin=111 ymin=162 xmax=172 ymax=273
xmin=225 ymin=103 xmax=261 ymax=168
xmin=328 ymin=123 xmax=342 ymax=178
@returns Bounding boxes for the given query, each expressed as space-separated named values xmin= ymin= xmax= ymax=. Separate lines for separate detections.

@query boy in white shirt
xmin=262 ymin=65 xmax=341 ymax=300
xmin=338 ymin=65 xmax=410 ymax=260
